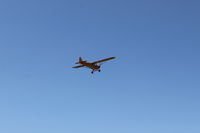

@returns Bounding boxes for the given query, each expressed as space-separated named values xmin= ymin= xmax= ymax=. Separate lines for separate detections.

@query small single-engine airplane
xmin=72 ymin=57 xmax=116 ymax=74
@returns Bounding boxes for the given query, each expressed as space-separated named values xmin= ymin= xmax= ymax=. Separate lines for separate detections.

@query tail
xmin=75 ymin=57 xmax=83 ymax=64
xmin=79 ymin=57 xmax=83 ymax=62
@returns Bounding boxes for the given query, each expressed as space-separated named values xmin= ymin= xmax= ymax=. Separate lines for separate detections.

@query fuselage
xmin=80 ymin=61 xmax=100 ymax=70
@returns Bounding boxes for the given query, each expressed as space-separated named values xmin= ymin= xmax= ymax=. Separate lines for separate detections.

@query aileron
xmin=91 ymin=57 xmax=116 ymax=64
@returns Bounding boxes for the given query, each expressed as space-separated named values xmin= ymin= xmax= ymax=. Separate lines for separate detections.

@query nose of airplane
xmin=94 ymin=65 xmax=100 ymax=69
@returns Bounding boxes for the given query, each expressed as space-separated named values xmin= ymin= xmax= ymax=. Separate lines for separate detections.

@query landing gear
xmin=91 ymin=69 xmax=101 ymax=74
xmin=91 ymin=70 xmax=94 ymax=74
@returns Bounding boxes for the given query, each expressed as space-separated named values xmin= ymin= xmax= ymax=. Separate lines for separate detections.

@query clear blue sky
xmin=0 ymin=0 xmax=200 ymax=133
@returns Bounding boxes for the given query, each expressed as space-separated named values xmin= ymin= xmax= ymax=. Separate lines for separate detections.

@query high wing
xmin=72 ymin=65 xmax=84 ymax=68
xmin=91 ymin=57 xmax=116 ymax=64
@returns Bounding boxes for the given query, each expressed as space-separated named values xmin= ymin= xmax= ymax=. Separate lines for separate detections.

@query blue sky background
xmin=0 ymin=0 xmax=200 ymax=133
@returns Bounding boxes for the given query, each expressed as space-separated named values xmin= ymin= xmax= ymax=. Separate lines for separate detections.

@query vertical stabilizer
xmin=79 ymin=57 xmax=83 ymax=62
xmin=75 ymin=57 xmax=83 ymax=64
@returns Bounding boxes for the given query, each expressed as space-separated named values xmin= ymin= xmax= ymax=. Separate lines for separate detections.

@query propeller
xmin=98 ymin=62 xmax=103 ymax=68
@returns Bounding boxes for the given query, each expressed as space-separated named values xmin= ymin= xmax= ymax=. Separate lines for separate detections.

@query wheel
xmin=91 ymin=71 xmax=94 ymax=74
xmin=98 ymin=70 xmax=101 ymax=72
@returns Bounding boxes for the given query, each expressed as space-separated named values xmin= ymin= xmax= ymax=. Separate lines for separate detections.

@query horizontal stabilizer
xmin=72 ymin=65 xmax=84 ymax=68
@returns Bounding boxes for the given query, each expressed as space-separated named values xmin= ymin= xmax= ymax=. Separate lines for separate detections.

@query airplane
xmin=72 ymin=57 xmax=116 ymax=74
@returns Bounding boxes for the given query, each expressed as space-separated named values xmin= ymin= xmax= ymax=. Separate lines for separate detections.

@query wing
xmin=91 ymin=57 xmax=116 ymax=64
xmin=72 ymin=65 xmax=84 ymax=68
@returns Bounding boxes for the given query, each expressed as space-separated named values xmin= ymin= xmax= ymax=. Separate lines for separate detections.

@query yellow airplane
xmin=72 ymin=57 xmax=116 ymax=74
